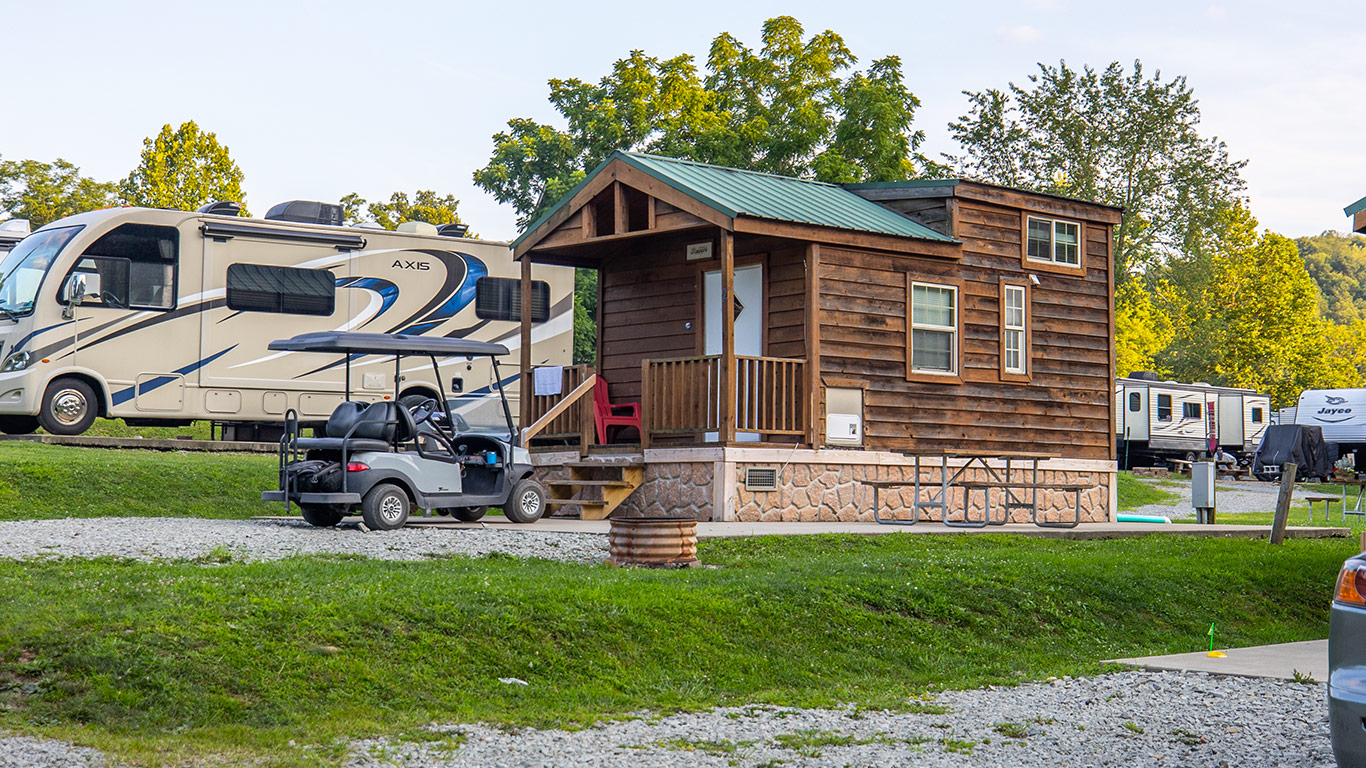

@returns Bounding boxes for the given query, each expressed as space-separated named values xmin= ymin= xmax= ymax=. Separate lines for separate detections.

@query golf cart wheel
xmin=447 ymin=506 xmax=488 ymax=522
xmin=38 ymin=377 xmax=98 ymax=436
xmin=361 ymin=483 xmax=411 ymax=531
xmin=299 ymin=504 xmax=347 ymax=527
xmin=0 ymin=415 xmax=39 ymax=435
xmin=504 ymin=479 xmax=546 ymax=524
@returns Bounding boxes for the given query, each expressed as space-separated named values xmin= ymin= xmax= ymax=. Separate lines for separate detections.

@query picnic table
xmin=858 ymin=451 xmax=1094 ymax=529
xmin=1327 ymin=478 xmax=1366 ymax=522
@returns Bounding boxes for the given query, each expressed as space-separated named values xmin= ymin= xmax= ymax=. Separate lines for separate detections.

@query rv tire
xmin=0 ymin=415 xmax=39 ymax=435
xmin=300 ymin=504 xmax=347 ymax=527
xmin=504 ymin=479 xmax=546 ymax=524
xmin=38 ymin=378 xmax=98 ymax=436
xmin=361 ymin=483 xmax=411 ymax=531
xmin=448 ymin=506 xmax=488 ymax=522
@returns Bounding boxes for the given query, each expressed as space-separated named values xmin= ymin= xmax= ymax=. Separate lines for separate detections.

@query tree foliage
xmin=344 ymin=190 xmax=466 ymax=232
xmin=474 ymin=16 xmax=936 ymax=227
xmin=121 ymin=122 xmax=247 ymax=214
xmin=1156 ymin=206 xmax=1351 ymax=406
xmin=947 ymin=60 xmax=1246 ymax=283
xmin=1298 ymin=231 xmax=1366 ymax=324
xmin=0 ymin=157 xmax=117 ymax=228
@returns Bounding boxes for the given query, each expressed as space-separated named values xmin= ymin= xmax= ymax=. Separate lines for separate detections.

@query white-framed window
xmin=910 ymin=282 xmax=957 ymax=375
xmin=1026 ymin=216 xmax=1081 ymax=266
xmin=1002 ymin=284 xmax=1026 ymax=375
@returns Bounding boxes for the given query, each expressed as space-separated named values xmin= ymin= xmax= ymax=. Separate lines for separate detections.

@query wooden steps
xmin=545 ymin=460 xmax=644 ymax=520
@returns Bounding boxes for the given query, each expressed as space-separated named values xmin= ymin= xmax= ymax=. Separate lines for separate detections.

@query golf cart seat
xmin=294 ymin=400 xmax=415 ymax=453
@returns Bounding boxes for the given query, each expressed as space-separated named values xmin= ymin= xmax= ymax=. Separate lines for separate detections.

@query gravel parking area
xmin=1130 ymin=477 xmax=1318 ymax=520
xmin=340 ymin=670 xmax=1330 ymax=767
xmin=0 ymin=517 xmax=608 ymax=564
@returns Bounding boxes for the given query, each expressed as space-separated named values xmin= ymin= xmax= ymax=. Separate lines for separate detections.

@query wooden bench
xmin=958 ymin=481 xmax=1094 ymax=529
xmin=1306 ymin=495 xmax=1340 ymax=523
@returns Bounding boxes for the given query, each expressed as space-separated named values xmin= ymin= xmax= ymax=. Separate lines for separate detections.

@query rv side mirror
xmin=62 ymin=273 xmax=87 ymax=305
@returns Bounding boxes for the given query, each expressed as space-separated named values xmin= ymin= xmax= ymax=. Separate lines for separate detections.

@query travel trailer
xmin=1295 ymin=389 xmax=1366 ymax=470
xmin=0 ymin=202 xmax=572 ymax=437
xmin=0 ymin=219 xmax=29 ymax=255
xmin=1115 ymin=373 xmax=1271 ymax=467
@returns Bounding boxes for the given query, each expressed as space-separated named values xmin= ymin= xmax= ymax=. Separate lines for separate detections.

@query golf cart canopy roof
xmin=268 ymin=331 xmax=510 ymax=357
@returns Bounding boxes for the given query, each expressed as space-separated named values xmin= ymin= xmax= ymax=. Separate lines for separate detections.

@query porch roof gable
xmin=513 ymin=151 xmax=958 ymax=252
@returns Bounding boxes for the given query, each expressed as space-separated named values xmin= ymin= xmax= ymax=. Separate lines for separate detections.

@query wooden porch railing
xmin=640 ymin=355 xmax=806 ymax=447
xmin=524 ymin=364 xmax=595 ymax=452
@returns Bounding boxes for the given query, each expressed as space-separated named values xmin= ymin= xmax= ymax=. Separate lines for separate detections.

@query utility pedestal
xmin=1192 ymin=460 xmax=1216 ymax=524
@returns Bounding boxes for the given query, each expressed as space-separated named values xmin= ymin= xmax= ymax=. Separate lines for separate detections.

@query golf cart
xmin=261 ymin=331 xmax=546 ymax=529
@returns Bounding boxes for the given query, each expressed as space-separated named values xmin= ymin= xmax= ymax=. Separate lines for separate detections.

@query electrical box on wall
xmin=824 ymin=385 xmax=864 ymax=446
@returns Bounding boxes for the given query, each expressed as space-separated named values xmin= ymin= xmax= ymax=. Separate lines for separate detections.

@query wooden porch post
xmin=720 ymin=230 xmax=736 ymax=444
xmin=519 ymin=257 xmax=533 ymax=436
xmin=805 ymin=243 xmax=821 ymax=447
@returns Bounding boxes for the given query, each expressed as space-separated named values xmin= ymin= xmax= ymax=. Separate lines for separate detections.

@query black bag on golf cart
xmin=1252 ymin=424 xmax=1332 ymax=481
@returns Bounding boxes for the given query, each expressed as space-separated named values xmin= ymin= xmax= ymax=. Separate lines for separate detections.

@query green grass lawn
xmin=76 ymin=418 xmax=215 ymax=440
xmin=0 ymin=534 xmax=1351 ymax=766
xmin=0 ymin=442 xmax=275 ymax=520
xmin=1116 ymin=471 xmax=1182 ymax=511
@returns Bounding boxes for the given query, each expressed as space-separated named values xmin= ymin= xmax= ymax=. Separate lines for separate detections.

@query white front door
xmin=704 ymin=263 xmax=763 ymax=441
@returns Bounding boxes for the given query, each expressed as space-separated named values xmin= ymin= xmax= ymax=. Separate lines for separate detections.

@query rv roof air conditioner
xmin=197 ymin=201 xmax=242 ymax=217
xmin=265 ymin=200 xmax=344 ymax=227
xmin=0 ymin=219 xmax=31 ymax=235
xmin=1130 ymin=371 xmax=1159 ymax=381
xmin=437 ymin=223 xmax=470 ymax=238
xmin=396 ymin=221 xmax=439 ymax=236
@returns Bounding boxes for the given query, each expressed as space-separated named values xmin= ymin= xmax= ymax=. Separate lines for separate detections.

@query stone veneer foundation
xmin=532 ymin=448 xmax=1116 ymax=524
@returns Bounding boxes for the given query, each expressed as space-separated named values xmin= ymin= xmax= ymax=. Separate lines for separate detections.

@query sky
xmin=3 ymin=0 xmax=1363 ymax=242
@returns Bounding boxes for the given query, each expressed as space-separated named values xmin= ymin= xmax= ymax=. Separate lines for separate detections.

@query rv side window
xmin=1252 ymin=407 xmax=1264 ymax=423
xmin=475 ymin=277 xmax=549 ymax=323
xmin=1183 ymin=402 xmax=1201 ymax=419
xmin=1157 ymin=394 xmax=1172 ymax=422
xmin=65 ymin=223 xmax=177 ymax=310
xmin=1128 ymin=392 xmax=1141 ymax=412
xmin=225 ymin=263 xmax=336 ymax=316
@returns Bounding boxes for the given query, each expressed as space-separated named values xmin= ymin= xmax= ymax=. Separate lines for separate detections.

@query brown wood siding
xmin=765 ymin=245 xmax=807 ymax=359
xmin=818 ymin=196 xmax=1114 ymax=461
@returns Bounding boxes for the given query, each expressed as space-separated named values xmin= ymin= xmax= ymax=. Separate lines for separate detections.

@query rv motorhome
xmin=1295 ymin=389 xmax=1366 ymax=470
xmin=0 ymin=219 xmax=29 ymax=256
xmin=1115 ymin=373 xmax=1272 ymax=467
xmin=0 ymin=202 xmax=572 ymax=437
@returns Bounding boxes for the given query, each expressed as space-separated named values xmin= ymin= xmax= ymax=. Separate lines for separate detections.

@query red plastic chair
xmin=594 ymin=379 xmax=641 ymax=444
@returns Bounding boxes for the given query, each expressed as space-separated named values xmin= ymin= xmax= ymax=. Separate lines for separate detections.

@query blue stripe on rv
xmin=110 ymin=346 xmax=238 ymax=406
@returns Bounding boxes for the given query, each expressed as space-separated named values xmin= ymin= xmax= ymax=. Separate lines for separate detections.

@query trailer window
xmin=226 ymin=263 xmax=335 ymax=315
xmin=67 ymin=223 xmax=177 ymax=310
xmin=1252 ymin=407 xmax=1264 ymax=423
xmin=1128 ymin=392 xmax=1141 ymax=412
xmin=1157 ymin=394 xmax=1172 ymax=422
xmin=1183 ymin=402 xmax=1201 ymax=419
xmin=475 ymin=277 xmax=549 ymax=323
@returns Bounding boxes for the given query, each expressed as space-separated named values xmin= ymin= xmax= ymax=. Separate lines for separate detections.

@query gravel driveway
xmin=1129 ymin=477 xmax=1323 ymax=520
xmin=0 ymin=517 xmax=607 ymax=564
xmin=1 ymin=671 xmax=1328 ymax=767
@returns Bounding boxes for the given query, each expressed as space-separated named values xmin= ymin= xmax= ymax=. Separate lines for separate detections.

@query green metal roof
xmin=515 ymin=151 xmax=957 ymax=248
xmin=1345 ymin=196 xmax=1366 ymax=217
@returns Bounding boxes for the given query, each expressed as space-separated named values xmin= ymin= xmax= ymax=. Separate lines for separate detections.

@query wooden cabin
xmin=513 ymin=151 xmax=1121 ymax=523
xmin=1348 ymin=196 xmax=1366 ymax=234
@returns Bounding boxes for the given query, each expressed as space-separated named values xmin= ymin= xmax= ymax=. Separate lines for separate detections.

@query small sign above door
xmin=686 ymin=242 xmax=713 ymax=261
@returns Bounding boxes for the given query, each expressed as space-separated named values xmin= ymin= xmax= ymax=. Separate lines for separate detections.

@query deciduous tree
xmin=121 ymin=121 xmax=247 ymax=214
xmin=362 ymin=190 xmax=466 ymax=232
xmin=0 ymin=157 xmax=117 ymax=228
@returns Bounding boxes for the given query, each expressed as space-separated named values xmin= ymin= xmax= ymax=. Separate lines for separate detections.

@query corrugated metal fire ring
xmin=608 ymin=517 xmax=698 ymax=568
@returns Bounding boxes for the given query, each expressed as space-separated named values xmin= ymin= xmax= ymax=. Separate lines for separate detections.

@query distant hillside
xmin=1298 ymin=231 xmax=1366 ymax=324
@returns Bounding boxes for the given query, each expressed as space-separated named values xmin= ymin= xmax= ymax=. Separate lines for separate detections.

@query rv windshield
xmin=0 ymin=226 xmax=83 ymax=315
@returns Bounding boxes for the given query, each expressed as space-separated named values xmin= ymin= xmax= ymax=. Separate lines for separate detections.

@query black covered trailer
xmin=1252 ymin=424 xmax=1333 ymax=482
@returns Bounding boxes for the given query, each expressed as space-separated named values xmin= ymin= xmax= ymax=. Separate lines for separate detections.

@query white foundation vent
xmin=744 ymin=466 xmax=779 ymax=492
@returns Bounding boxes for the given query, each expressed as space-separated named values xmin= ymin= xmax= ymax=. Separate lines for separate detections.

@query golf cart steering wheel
xmin=407 ymin=397 xmax=439 ymax=426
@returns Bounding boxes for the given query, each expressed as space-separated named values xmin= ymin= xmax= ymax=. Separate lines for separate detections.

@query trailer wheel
xmin=447 ymin=506 xmax=487 ymax=522
xmin=0 ymin=415 xmax=39 ymax=435
xmin=300 ymin=504 xmax=346 ymax=527
xmin=361 ymin=483 xmax=411 ymax=531
xmin=503 ymin=479 xmax=546 ymax=524
xmin=38 ymin=377 xmax=98 ymax=436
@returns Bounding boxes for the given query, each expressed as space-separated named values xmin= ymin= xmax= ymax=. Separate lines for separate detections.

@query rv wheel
xmin=504 ymin=479 xmax=546 ymax=524
xmin=0 ymin=415 xmax=39 ymax=435
xmin=38 ymin=378 xmax=98 ymax=436
xmin=361 ymin=483 xmax=411 ymax=531
xmin=447 ymin=506 xmax=488 ymax=522
xmin=300 ymin=504 xmax=347 ymax=527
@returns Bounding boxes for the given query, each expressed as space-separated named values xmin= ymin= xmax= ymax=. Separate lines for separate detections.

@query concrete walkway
xmin=259 ymin=516 xmax=1349 ymax=540
xmin=1110 ymin=639 xmax=1329 ymax=682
